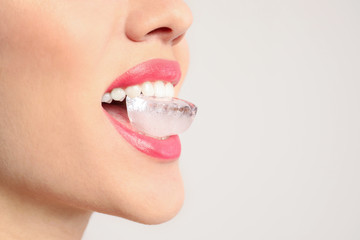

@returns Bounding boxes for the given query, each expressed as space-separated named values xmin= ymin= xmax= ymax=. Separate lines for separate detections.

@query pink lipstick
xmin=105 ymin=59 xmax=181 ymax=92
xmin=102 ymin=59 xmax=182 ymax=161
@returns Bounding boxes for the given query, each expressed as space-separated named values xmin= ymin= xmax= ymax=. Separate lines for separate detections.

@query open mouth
xmin=102 ymin=80 xmax=197 ymax=138
xmin=101 ymin=59 xmax=197 ymax=161
xmin=101 ymin=80 xmax=176 ymax=138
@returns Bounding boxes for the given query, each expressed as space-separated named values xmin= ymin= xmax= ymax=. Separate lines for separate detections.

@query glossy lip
xmin=102 ymin=59 xmax=182 ymax=161
xmin=105 ymin=58 xmax=181 ymax=93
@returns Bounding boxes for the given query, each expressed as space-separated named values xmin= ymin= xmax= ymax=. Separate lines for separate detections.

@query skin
xmin=0 ymin=0 xmax=192 ymax=239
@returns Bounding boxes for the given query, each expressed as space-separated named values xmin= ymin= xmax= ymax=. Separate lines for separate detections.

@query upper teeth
xmin=102 ymin=81 xmax=174 ymax=103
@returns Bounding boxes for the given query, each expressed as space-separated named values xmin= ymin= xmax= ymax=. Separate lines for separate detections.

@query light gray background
xmin=83 ymin=0 xmax=360 ymax=239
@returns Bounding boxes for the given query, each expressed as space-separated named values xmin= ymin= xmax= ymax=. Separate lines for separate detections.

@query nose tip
xmin=125 ymin=0 xmax=193 ymax=45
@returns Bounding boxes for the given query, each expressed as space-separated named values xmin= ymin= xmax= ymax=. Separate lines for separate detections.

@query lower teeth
xmin=126 ymin=95 xmax=197 ymax=139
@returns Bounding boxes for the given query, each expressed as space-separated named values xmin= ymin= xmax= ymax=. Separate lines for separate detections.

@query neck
xmin=0 ymin=186 xmax=92 ymax=240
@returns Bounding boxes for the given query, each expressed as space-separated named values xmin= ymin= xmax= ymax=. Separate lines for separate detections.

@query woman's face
xmin=0 ymin=0 xmax=192 ymax=224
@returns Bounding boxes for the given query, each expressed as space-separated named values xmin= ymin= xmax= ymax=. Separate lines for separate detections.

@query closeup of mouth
xmin=101 ymin=59 xmax=196 ymax=161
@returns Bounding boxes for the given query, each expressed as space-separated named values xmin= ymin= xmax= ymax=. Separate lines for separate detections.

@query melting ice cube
xmin=126 ymin=95 xmax=197 ymax=138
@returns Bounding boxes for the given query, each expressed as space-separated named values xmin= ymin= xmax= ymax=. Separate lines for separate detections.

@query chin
xmin=88 ymin=160 xmax=186 ymax=225
xmin=107 ymin=184 xmax=185 ymax=225
xmin=131 ymin=185 xmax=185 ymax=225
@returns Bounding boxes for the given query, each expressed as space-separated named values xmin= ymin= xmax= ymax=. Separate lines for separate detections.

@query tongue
xmin=102 ymin=103 xmax=135 ymax=131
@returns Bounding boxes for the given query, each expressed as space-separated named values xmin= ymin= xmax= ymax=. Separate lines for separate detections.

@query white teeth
xmin=111 ymin=88 xmax=126 ymax=101
xmin=154 ymin=81 xmax=166 ymax=97
xmin=101 ymin=93 xmax=113 ymax=103
xmin=165 ymin=82 xmax=174 ymax=98
xmin=102 ymin=81 xmax=174 ymax=103
xmin=141 ymin=81 xmax=155 ymax=96
xmin=125 ymin=85 xmax=141 ymax=98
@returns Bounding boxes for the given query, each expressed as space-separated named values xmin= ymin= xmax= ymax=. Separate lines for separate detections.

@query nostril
xmin=145 ymin=27 xmax=185 ymax=45
xmin=147 ymin=27 xmax=172 ymax=36
xmin=125 ymin=1 xmax=192 ymax=44
xmin=145 ymin=27 xmax=174 ymax=42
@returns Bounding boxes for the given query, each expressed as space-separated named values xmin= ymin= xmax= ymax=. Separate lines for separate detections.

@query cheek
xmin=0 ymin=0 xmax=120 ymax=201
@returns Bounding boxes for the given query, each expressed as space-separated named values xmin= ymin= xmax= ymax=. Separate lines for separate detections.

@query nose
xmin=125 ymin=0 xmax=193 ymax=45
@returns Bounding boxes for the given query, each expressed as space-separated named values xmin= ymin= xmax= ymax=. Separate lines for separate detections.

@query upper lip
xmin=104 ymin=59 xmax=182 ymax=93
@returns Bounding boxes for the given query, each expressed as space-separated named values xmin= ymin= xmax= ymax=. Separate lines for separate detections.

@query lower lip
xmin=102 ymin=109 xmax=181 ymax=161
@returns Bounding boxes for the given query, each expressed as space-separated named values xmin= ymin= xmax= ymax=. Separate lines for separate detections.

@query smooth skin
xmin=0 ymin=0 xmax=192 ymax=239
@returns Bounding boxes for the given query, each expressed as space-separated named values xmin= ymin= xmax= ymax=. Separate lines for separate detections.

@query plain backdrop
xmin=83 ymin=0 xmax=360 ymax=239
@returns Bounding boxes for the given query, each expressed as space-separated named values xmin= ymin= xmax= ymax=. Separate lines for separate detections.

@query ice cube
xmin=126 ymin=95 xmax=197 ymax=138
